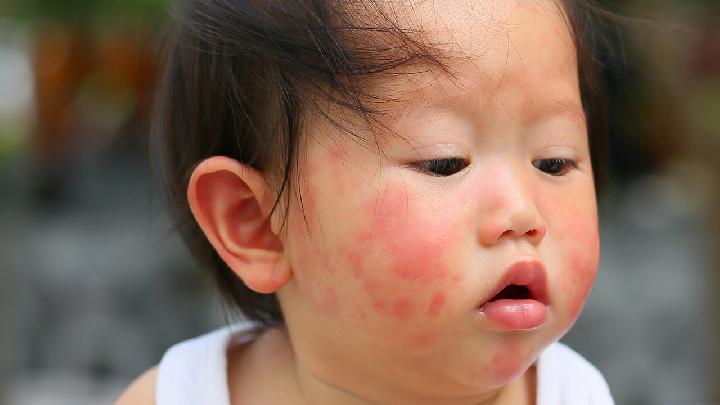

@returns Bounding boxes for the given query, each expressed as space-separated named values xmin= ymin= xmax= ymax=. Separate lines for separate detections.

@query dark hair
xmin=154 ymin=0 xmax=611 ymax=326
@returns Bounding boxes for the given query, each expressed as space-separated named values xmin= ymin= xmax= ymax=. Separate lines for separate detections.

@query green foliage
xmin=4 ymin=0 xmax=168 ymax=23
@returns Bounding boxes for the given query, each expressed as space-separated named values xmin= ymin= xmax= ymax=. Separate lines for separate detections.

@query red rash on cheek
xmin=565 ymin=253 xmax=595 ymax=320
xmin=369 ymin=183 xmax=453 ymax=283
xmin=345 ymin=250 xmax=364 ymax=278
xmin=427 ymin=292 xmax=447 ymax=317
xmin=300 ymin=174 xmax=460 ymax=324
xmin=391 ymin=298 xmax=415 ymax=320
xmin=556 ymin=208 xmax=600 ymax=321
xmin=341 ymin=181 xmax=458 ymax=322
xmin=344 ymin=230 xmax=373 ymax=279
xmin=373 ymin=298 xmax=387 ymax=311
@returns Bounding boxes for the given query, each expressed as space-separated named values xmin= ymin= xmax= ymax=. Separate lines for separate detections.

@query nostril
xmin=527 ymin=223 xmax=547 ymax=241
xmin=501 ymin=227 xmax=540 ymax=238
xmin=479 ymin=217 xmax=546 ymax=246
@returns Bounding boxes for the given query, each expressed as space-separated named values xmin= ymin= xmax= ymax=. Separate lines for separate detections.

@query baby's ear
xmin=187 ymin=156 xmax=291 ymax=293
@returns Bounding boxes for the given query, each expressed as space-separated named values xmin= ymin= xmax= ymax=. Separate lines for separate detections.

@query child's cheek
xmin=292 ymin=143 xmax=462 ymax=346
xmin=287 ymin=168 xmax=347 ymax=318
xmin=556 ymin=205 xmax=600 ymax=321
xmin=370 ymin=182 xmax=453 ymax=282
xmin=337 ymin=180 xmax=459 ymax=328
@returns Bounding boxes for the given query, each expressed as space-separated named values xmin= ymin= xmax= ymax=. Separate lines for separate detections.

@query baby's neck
xmin=290 ymin=355 xmax=536 ymax=405
xmin=227 ymin=326 xmax=536 ymax=405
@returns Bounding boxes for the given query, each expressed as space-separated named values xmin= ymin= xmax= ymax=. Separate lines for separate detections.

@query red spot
xmin=413 ymin=334 xmax=434 ymax=347
xmin=345 ymin=250 xmax=364 ymax=278
xmin=490 ymin=347 xmax=524 ymax=383
xmin=427 ymin=292 xmax=447 ymax=317
xmin=451 ymin=274 xmax=462 ymax=284
xmin=391 ymin=298 xmax=415 ymax=320
xmin=373 ymin=298 xmax=387 ymax=310
xmin=363 ymin=279 xmax=381 ymax=293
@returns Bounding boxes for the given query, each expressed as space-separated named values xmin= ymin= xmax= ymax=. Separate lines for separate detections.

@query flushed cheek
xmin=537 ymin=184 xmax=599 ymax=322
xmin=564 ymin=248 xmax=598 ymax=320
xmin=556 ymin=212 xmax=600 ymax=320
xmin=368 ymin=182 xmax=456 ymax=283
xmin=334 ymin=181 xmax=461 ymax=329
xmin=291 ymin=168 xmax=464 ymax=347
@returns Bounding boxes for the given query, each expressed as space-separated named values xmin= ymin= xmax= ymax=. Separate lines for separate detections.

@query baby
xmin=118 ymin=0 xmax=614 ymax=403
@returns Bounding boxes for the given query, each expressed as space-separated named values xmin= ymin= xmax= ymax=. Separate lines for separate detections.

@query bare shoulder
xmin=115 ymin=366 xmax=158 ymax=405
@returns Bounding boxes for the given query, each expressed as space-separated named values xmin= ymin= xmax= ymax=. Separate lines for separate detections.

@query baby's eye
xmin=413 ymin=157 xmax=469 ymax=177
xmin=532 ymin=158 xmax=578 ymax=176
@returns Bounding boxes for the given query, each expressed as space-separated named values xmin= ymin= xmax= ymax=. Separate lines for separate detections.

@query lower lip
xmin=479 ymin=299 xmax=548 ymax=330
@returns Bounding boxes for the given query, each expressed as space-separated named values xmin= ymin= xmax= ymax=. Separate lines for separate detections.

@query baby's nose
xmin=475 ymin=168 xmax=547 ymax=247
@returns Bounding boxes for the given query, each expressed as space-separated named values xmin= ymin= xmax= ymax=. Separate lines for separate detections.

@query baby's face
xmin=277 ymin=0 xmax=599 ymax=397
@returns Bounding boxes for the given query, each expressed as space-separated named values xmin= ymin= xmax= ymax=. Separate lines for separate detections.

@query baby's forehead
xmin=367 ymin=0 xmax=573 ymax=57
xmin=306 ymin=0 xmax=582 ymax=147
xmin=353 ymin=0 xmax=579 ymax=104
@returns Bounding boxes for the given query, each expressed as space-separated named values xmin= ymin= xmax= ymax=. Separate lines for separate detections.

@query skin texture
xmin=154 ymin=1 xmax=600 ymax=404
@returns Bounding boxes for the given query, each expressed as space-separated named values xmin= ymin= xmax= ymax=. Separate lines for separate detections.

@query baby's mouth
xmin=478 ymin=260 xmax=549 ymax=330
xmin=488 ymin=284 xmax=532 ymax=302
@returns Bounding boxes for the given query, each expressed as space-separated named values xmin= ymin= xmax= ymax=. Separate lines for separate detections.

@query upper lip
xmin=479 ymin=260 xmax=549 ymax=306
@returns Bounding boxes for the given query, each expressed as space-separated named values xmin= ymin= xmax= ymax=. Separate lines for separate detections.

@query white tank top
xmin=156 ymin=323 xmax=614 ymax=404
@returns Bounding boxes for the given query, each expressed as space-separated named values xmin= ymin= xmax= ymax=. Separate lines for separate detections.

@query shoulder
xmin=115 ymin=322 xmax=260 ymax=405
xmin=160 ymin=323 xmax=262 ymax=405
xmin=536 ymin=342 xmax=614 ymax=405
xmin=115 ymin=366 xmax=158 ymax=405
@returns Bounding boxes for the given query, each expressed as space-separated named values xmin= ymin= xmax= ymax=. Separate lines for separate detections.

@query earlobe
xmin=187 ymin=156 xmax=292 ymax=293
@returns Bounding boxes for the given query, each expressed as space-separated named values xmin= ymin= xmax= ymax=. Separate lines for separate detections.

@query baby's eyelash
xmin=413 ymin=157 xmax=469 ymax=177
xmin=532 ymin=158 xmax=578 ymax=176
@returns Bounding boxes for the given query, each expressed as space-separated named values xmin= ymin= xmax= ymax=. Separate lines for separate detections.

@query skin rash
xmin=269 ymin=0 xmax=601 ymax=402
xmin=293 ymin=172 xmax=461 ymax=324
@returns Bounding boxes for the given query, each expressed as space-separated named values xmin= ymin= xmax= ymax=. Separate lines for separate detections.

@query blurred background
xmin=0 ymin=0 xmax=718 ymax=404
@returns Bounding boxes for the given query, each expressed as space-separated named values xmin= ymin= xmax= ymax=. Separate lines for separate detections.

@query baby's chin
xmin=384 ymin=345 xmax=541 ymax=401
xmin=371 ymin=326 xmax=550 ymax=389
xmin=467 ymin=338 xmax=548 ymax=387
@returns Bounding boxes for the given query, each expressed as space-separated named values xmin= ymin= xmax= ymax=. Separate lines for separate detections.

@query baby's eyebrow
xmin=532 ymin=100 xmax=587 ymax=124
